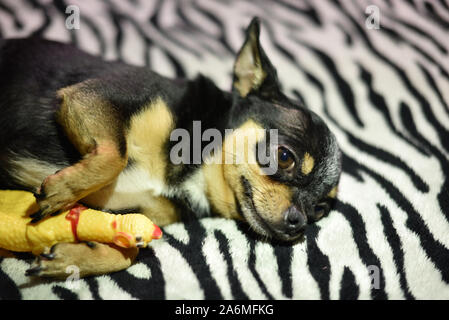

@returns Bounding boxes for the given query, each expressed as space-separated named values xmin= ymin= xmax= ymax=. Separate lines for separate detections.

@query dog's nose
xmin=283 ymin=206 xmax=307 ymax=235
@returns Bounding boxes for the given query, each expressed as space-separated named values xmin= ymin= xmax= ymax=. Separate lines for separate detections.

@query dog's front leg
xmin=31 ymin=82 xmax=128 ymax=222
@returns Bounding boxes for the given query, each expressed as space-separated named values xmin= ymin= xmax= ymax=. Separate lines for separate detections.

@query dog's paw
xmin=25 ymin=242 xmax=138 ymax=278
xmin=31 ymin=174 xmax=77 ymax=222
xmin=26 ymin=243 xmax=85 ymax=278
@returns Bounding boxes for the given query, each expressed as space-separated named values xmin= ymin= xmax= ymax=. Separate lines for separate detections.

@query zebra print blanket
xmin=0 ymin=0 xmax=448 ymax=300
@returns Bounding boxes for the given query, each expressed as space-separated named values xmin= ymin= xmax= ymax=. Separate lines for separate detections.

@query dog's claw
xmin=85 ymin=241 xmax=96 ymax=249
xmin=50 ymin=210 xmax=62 ymax=217
xmin=29 ymin=204 xmax=61 ymax=222
xmin=40 ymin=252 xmax=55 ymax=260
xmin=30 ymin=209 xmax=46 ymax=223
xmin=29 ymin=209 xmax=42 ymax=219
xmin=32 ymin=190 xmax=46 ymax=200
xmin=25 ymin=266 xmax=43 ymax=277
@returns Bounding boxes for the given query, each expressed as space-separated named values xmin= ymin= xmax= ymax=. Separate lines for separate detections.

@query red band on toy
xmin=152 ymin=225 xmax=162 ymax=239
xmin=65 ymin=204 xmax=87 ymax=242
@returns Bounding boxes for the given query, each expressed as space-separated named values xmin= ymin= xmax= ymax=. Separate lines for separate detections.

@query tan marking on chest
xmin=126 ymin=98 xmax=174 ymax=182
xmin=203 ymin=160 xmax=239 ymax=219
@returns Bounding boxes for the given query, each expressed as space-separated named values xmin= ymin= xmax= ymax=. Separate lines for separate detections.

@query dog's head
xmin=219 ymin=18 xmax=342 ymax=242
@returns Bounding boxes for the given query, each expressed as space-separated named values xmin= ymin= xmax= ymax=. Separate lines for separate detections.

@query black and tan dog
xmin=0 ymin=18 xmax=341 ymax=277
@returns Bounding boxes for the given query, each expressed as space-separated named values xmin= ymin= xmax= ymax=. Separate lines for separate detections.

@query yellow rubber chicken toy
xmin=0 ymin=190 xmax=162 ymax=255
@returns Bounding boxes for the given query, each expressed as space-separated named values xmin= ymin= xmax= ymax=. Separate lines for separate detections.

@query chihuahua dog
xmin=0 ymin=18 xmax=341 ymax=277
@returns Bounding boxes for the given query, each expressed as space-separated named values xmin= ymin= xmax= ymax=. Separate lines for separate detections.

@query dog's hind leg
xmin=31 ymin=82 xmax=128 ymax=222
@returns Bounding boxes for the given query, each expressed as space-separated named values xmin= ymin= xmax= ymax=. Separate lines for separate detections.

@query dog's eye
xmin=277 ymin=147 xmax=295 ymax=170
xmin=313 ymin=203 xmax=328 ymax=220
xmin=314 ymin=204 xmax=326 ymax=215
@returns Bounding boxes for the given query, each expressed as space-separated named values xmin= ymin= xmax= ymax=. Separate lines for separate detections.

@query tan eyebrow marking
xmin=327 ymin=186 xmax=338 ymax=198
xmin=301 ymin=152 xmax=314 ymax=175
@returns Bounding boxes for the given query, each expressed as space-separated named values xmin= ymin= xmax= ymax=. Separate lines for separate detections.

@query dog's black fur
xmin=0 ymin=18 xmax=341 ymax=277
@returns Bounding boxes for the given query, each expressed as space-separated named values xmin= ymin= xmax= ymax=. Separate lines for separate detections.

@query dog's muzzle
xmin=282 ymin=206 xmax=307 ymax=237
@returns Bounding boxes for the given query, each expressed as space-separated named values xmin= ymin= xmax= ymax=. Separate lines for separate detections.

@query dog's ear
xmin=232 ymin=17 xmax=280 ymax=98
